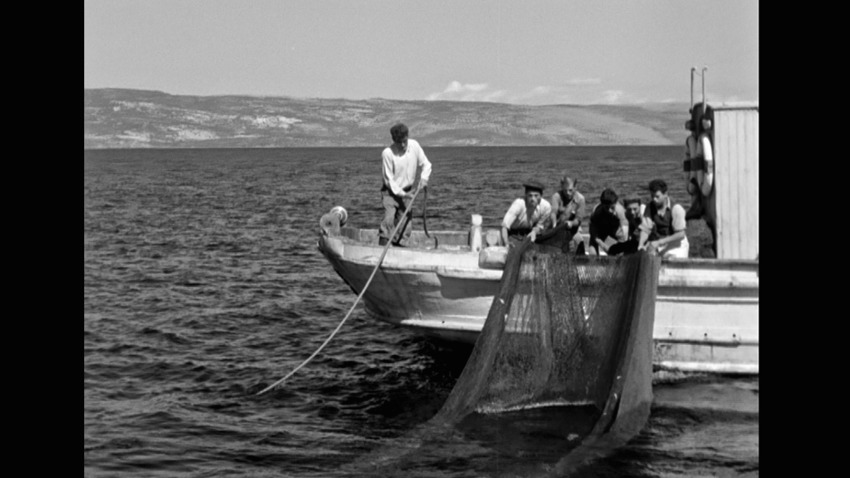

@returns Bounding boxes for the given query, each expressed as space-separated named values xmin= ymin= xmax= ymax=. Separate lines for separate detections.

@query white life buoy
xmin=697 ymin=133 xmax=714 ymax=197
xmin=684 ymin=135 xmax=700 ymax=196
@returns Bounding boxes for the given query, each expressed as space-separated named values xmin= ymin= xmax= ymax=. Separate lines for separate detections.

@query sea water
xmin=84 ymin=146 xmax=757 ymax=477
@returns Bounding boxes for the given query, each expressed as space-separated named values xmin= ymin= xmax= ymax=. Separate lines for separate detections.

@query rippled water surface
xmin=84 ymin=147 xmax=757 ymax=477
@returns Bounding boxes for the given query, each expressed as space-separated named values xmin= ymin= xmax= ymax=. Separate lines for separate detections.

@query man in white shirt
xmin=501 ymin=180 xmax=552 ymax=247
xmin=379 ymin=123 xmax=432 ymax=246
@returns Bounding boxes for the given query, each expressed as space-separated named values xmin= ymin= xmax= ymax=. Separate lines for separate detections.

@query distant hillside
xmin=84 ymin=89 xmax=690 ymax=148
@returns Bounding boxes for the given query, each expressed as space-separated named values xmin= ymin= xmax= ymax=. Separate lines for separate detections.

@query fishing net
xmin=351 ymin=227 xmax=660 ymax=476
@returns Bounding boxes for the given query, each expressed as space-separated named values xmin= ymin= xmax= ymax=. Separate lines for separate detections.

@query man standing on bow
xmin=380 ymin=123 xmax=432 ymax=247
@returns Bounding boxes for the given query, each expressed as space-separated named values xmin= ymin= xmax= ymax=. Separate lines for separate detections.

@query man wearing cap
xmin=500 ymin=180 xmax=552 ymax=247
xmin=380 ymin=123 xmax=432 ymax=247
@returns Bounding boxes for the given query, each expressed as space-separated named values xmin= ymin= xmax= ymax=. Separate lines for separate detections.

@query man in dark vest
xmin=588 ymin=188 xmax=629 ymax=256
xmin=637 ymin=179 xmax=689 ymax=258
xmin=602 ymin=197 xmax=644 ymax=256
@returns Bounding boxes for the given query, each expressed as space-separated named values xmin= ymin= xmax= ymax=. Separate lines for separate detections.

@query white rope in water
xmin=256 ymin=185 xmax=425 ymax=395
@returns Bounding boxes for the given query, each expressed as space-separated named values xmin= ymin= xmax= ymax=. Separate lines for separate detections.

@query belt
xmin=381 ymin=184 xmax=413 ymax=194
xmin=508 ymin=227 xmax=532 ymax=236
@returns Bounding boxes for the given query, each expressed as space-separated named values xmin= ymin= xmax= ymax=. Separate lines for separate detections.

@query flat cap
xmin=523 ymin=180 xmax=544 ymax=193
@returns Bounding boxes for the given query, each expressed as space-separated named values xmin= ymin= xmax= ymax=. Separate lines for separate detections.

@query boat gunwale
xmin=321 ymin=227 xmax=761 ymax=268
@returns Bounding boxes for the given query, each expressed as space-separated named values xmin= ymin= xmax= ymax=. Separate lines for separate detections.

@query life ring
xmin=683 ymin=135 xmax=700 ymax=196
xmin=696 ymin=133 xmax=714 ymax=197
xmin=694 ymin=103 xmax=715 ymax=198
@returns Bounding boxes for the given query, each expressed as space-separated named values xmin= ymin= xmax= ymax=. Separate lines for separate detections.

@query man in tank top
xmin=549 ymin=175 xmax=586 ymax=254
xmin=638 ymin=179 xmax=689 ymax=258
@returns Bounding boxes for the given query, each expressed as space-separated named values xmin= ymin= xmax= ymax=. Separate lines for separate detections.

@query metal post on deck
xmin=690 ymin=67 xmax=695 ymax=111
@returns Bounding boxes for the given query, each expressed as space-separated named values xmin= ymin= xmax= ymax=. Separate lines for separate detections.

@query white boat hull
xmin=318 ymin=228 xmax=758 ymax=374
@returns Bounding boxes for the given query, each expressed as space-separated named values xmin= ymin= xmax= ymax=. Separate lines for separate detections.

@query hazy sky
xmin=84 ymin=0 xmax=758 ymax=106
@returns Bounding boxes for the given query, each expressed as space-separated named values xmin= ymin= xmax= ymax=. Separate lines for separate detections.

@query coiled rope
xmin=256 ymin=184 xmax=425 ymax=395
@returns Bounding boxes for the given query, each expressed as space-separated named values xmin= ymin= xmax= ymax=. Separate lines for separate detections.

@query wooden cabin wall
xmin=712 ymin=107 xmax=759 ymax=260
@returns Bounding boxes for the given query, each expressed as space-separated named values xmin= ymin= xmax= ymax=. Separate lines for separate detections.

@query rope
xmin=419 ymin=187 xmax=438 ymax=248
xmin=421 ymin=186 xmax=431 ymax=238
xmin=256 ymin=184 xmax=425 ymax=395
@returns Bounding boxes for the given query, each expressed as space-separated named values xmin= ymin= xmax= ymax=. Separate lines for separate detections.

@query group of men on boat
xmin=378 ymin=114 xmax=715 ymax=259
xmin=500 ymin=176 xmax=688 ymax=258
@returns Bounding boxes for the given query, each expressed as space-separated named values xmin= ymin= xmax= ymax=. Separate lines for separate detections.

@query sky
xmin=84 ymin=0 xmax=758 ymax=106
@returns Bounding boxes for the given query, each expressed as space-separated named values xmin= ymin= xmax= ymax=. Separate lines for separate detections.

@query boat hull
xmin=318 ymin=229 xmax=758 ymax=374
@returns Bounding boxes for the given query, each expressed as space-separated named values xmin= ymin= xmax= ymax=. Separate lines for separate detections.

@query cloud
xmin=427 ymin=79 xmax=675 ymax=106
xmin=600 ymin=90 xmax=625 ymax=104
xmin=528 ymin=86 xmax=553 ymax=95
xmin=429 ymin=80 xmax=605 ymax=104
xmin=564 ymin=78 xmax=602 ymax=86
xmin=509 ymin=86 xmax=560 ymax=104
xmin=427 ymin=81 xmax=507 ymax=102
xmin=508 ymin=80 xmax=603 ymax=104
xmin=595 ymin=91 xmax=660 ymax=105
xmin=445 ymin=81 xmax=487 ymax=93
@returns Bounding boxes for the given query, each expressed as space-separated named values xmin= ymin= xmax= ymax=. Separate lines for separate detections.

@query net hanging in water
xmin=352 ymin=229 xmax=661 ymax=476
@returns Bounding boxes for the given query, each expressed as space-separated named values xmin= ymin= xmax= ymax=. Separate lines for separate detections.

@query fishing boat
xmin=318 ymin=101 xmax=758 ymax=375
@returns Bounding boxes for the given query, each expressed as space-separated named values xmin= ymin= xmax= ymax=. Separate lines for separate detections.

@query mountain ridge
xmin=84 ymin=88 xmax=690 ymax=148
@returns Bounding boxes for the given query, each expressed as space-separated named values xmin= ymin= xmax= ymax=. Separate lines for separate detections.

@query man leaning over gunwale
xmin=500 ymin=180 xmax=552 ymax=247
